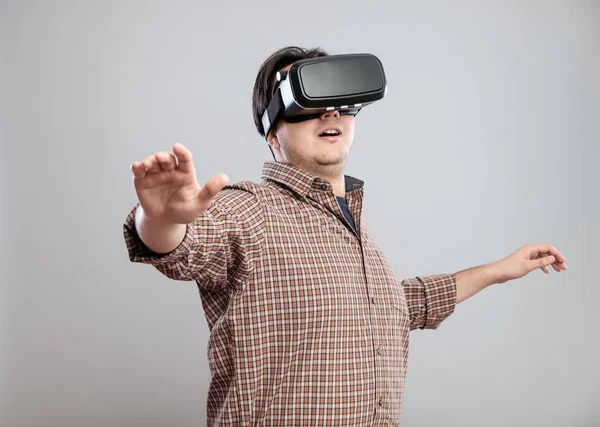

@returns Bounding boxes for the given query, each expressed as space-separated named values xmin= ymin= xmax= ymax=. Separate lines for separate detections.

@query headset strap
xmin=262 ymin=89 xmax=284 ymax=138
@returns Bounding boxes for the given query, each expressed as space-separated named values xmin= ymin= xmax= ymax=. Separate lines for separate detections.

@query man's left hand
xmin=492 ymin=243 xmax=568 ymax=284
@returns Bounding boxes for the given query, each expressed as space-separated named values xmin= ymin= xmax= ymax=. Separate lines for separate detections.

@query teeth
xmin=323 ymin=129 xmax=339 ymax=135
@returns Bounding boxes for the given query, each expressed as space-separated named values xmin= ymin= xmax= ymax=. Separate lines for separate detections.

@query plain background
xmin=1 ymin=0 xmax=599 ymax=426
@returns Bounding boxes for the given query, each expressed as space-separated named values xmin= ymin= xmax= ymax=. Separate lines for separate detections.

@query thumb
xmin=531 ymin=255 xmax=555 ymax=270
xmin=198 ymin=173 xmax=230 ymax=204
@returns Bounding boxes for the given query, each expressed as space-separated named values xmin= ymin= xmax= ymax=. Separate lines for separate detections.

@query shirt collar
xmin=261 ymin=161 xmax=364 ymax=198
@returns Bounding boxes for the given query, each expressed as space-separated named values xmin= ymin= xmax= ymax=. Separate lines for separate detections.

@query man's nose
xmin=320 ymin=109 xmax=340 ymax=120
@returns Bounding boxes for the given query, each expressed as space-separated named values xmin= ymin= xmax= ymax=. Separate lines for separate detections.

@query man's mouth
xmin=318 ymin=125 xmax=343 ymax=140
xmin=319 ymin=130 xmax=340 ymax=137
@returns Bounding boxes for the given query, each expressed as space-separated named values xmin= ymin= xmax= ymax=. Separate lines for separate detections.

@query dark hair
xmin=252 ymin=46 xmax=329 ymax=138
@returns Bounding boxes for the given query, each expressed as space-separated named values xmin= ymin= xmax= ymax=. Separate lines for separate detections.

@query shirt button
xmin=420 ymin=305 xmax=426 ymax=312
xmin=371 ymin=297 xmax=376 ymax=304
xmin=320 ymin=184 xmax=327 ymax=190
xmin=378 ymin=398 xmax=383 ymax=406
xmin=376 ymin=347 xmax=382 ymax=355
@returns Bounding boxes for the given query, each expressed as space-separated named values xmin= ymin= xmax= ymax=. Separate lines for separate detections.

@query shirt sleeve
xmin=401 ymin=273 xmax=457 ymax=330
xmin=122 ymin=188 xmax=265 ymax=290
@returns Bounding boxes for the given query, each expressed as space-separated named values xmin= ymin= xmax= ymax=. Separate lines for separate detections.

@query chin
xmin=315 ymin=153 xmax=348 ymax=166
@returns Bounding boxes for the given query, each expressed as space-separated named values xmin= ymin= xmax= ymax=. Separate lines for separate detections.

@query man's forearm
xmin=134 ymin=205 xmax=187 ymax=254
xmin=454 ymin=263 xmax=499 ymax=304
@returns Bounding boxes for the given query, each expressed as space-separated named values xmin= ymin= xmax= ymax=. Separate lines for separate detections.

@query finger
xmin=552 ymin=259 xmax=568 ymax=272
xmin=540 ymin=255 xmax=563 ymax=271
xmin=541 ymin=266 xmax=550 ymax=274
xmin=531 ymin=255 xmax=555 ymax=272
xmin=548 ymin=246 xmax=566 ymax=264
xmin=531 ymin=243 xmax=566 ymax=263
xmin=131 ymin=161 xmax=147 ymax=179
xmin=541 ymin=245 xmax=567 ymax=270
xmin=141 ymin=154 xmax=160 ymax=173
xmin=172 ymin=142 xmax=194 ymax=173
xmin=198 ymin=173 xmax=230 ymax=204
xmin=541 ymin=252 xmax=560 ymax=271
xmin=558 ymin=259 xmax=568 ymax=270
xmin=156 ymin=151 xmax=176 ymax=172
xmin=536 ymin=253 xmax=564 ymax=273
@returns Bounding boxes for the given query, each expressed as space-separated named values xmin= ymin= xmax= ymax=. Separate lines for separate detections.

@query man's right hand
xmin=131 ymin=142 xmax=229 ymax=225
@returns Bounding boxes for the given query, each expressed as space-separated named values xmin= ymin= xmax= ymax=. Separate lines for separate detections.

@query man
xmin=123 ymin=46 xmax=567 ymax=426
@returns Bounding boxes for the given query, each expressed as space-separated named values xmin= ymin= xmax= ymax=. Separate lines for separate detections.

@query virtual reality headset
xmin=261 ymin=53 xmax=388 ymax=137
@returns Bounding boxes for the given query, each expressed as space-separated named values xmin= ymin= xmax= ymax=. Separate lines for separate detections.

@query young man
xmin=123 ymin=46 xmax=567 ymax=426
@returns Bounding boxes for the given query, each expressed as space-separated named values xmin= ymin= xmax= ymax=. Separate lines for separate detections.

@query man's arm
xmin=454 ymin=243 xmax=568 ymax=304
xmin=124 ymin=142 xmax=265 ymax=288
xmin=454 ymin=264 xmax=496 ymax=304
xmin=402 ymin=274 xmax=457 ymax=331
xmin=124 ymin=188 xmax=265 ymax=288
xmin=403 ymin=244 xmax=567 ymax=330
xmin=134 ymin=204 xmax=187 ymax=254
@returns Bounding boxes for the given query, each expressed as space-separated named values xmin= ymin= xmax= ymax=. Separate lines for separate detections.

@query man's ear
xmin=267 ymin=130 xmax=280 ymax=150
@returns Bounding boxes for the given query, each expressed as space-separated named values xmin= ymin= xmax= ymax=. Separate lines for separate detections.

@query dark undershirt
xmin=336 ymin=196 xmax=356 ymax=233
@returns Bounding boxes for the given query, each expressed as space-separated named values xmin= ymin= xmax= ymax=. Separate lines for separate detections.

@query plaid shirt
xmin=123 ymin=161 xmax=457 ymax=426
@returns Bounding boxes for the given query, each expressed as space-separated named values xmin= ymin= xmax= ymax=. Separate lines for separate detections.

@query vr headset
xmin=261 ymin=53 xmax=387 ymax=137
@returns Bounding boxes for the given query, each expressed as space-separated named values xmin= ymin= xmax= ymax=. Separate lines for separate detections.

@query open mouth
xmin=319 ymin=130 xmax=340 ymax=137
xmin=319 ymin=123 xmax=344 ymax=142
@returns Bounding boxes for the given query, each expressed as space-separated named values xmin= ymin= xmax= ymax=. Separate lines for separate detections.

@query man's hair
xmin=252 ymin=46 xmax=329 ymax=138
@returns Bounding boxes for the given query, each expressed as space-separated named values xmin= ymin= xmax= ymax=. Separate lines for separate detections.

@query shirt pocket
xmin=392 ymin=298 xmax=409 ymax=317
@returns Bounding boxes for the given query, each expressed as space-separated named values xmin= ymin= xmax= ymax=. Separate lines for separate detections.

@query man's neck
xmin=277 ymin=159 xmax=346 ymax=197
xmin=329 ymin=175 xmax=346 ymax=198
xmin=311 ymin=167 xmax=345 ymax=197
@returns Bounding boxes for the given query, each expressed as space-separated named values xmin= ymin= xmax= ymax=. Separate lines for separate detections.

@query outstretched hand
xmin=130 ymin=142 xmax=229 ymax=224
xmin=493 ymin=244 xmax=568 ymax=284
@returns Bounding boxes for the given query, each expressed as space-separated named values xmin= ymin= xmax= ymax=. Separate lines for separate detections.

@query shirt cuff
xmin=123 ymin=204 xmax=194 ymax=266
xmin=403 ymin=273 xmax=457 ymax=330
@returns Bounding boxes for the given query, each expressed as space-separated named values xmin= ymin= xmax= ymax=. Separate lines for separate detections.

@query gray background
xmin=1 ymin=0 xmax=598 ymax=426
